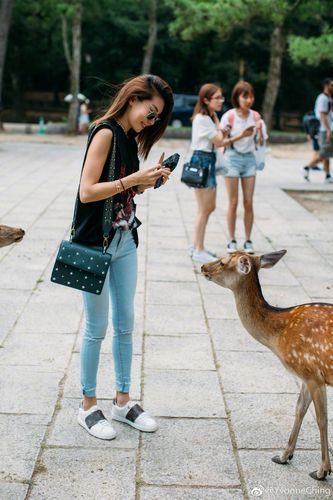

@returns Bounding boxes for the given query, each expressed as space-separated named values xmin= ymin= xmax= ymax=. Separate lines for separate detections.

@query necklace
xmin=115 ymin=119 xmax=128 ymax=136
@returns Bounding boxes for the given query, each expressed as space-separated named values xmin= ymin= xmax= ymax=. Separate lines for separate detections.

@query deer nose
xmin=201 ymin=265 xmax=212 ymax=280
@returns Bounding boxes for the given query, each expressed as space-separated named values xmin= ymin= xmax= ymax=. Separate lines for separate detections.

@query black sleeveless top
xmin=72 ymin=119 xmax=141 ymax=247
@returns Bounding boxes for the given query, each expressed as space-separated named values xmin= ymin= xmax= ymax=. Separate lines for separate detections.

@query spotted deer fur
xmin=202 ymin=250 xmax=333 ymax=481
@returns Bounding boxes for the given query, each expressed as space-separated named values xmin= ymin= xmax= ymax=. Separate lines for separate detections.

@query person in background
xmin=303 ymin=78 xmax=333 ymax=183
xmin=78 ymin=99 xmax=91 ymax=134
xmin=220 ymin=80 xmax=267 ymax=255
xmin=189 ymin=83 xmax=227 ymax=264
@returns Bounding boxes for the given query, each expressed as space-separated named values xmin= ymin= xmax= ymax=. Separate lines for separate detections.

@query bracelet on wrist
xmin=115 ymin=180 xmax=122 ymax=194
xmin=119 ymin=178 xmax=125 ymax=191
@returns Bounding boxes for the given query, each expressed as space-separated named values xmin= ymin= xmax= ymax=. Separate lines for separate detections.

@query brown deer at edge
xmin=0 ymin=224 xmax=25 ymax=248
xmin=202 ymin=250 xmax=333 ymax=481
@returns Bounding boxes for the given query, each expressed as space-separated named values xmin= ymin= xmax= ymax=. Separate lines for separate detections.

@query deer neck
xmin=232 ymin=271 xmax=281 ymax=351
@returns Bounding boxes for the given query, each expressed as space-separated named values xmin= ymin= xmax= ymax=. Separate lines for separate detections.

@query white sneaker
xmin=325 ymin=175 xmax=333 ymax=184
xmin=188 ymin=245 xmax=217 ymax=258
xmin=227 ymin=240 xmax=237 ymax=253
xmin=188 ymin=244 xmax=194 ymax=256
xmin=192 ymin=249 xmax=217 ymax=263
xmin=243 ymin=240 xmax=254 ymax=254
xmin=111 ymin=400 xmax=158 ymax=432
xmin=78 ymin=404 xmax=117 ymax=440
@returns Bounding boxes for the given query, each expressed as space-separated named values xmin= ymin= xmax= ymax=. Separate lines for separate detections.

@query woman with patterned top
xmin=75 ymin=75 xmax=173 ymax=439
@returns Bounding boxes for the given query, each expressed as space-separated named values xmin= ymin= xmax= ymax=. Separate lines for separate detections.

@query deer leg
xmin=272 ymin=382 xmax=312 ymax=466
xmin=308 ymin=384 xmax=331 ymax=481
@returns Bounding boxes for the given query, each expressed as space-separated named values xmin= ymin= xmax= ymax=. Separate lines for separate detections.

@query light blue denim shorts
xmin=223 ymin=148 xmax=256 ymax=178
xmin=191 ymin=150 xmax=217 ymax=188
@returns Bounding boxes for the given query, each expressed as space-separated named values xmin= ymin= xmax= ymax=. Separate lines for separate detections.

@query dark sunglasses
xmin=146 ymin=110 xmax=160 ymax=123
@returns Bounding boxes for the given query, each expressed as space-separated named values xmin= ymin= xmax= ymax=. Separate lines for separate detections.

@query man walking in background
xmin=303 ymin=78 xmax=333 ymax=183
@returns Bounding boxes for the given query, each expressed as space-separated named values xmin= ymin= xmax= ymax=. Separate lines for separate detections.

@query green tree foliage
xmin=289 ymin=30 xmax=333 ymax=66
xmin=3 ymin=0 xmax=333 ymax=125
xmin=166 ymin=0 xmax=332 ymax=127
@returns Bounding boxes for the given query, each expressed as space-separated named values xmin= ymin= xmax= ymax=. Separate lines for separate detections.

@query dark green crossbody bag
xmin=51 ymin=130 xmax=117 ymax=295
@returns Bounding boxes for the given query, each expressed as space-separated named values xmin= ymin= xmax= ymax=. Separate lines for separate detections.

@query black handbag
xmin=181 ymin=161 xmax=208 ymax=188
xmin=51 ymin=128 xmax=117 ymax=295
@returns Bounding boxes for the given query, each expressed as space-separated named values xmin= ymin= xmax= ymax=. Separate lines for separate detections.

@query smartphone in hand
xmin=154 ymin=153 xmax=180 ymax=189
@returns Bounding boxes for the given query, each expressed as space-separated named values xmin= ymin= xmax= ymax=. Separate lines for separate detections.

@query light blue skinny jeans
xmin=80 ymin=229 xmax=137 ymax=396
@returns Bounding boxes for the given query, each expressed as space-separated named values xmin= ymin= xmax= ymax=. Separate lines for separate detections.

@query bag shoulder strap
xmin=71 ymin=122 xmax=117 ymax=252
xmin=227 ymin=109 xmax=236 ymax=128
xmin=252 ymin=110 xmax=261 ymax=125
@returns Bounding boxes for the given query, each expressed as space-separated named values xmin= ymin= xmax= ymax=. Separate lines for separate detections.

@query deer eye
xmin=219 ymin=260 xmax=224 ymax=267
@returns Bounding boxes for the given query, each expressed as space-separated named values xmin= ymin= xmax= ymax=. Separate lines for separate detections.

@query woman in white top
xmin=189 ymin=83 xmax=227 ymax=263
xmin=220 ymin=80 xmax=267 ymax=255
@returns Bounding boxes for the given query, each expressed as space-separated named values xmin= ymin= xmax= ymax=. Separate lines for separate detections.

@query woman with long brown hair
xmin=75 ymin=75 xmax=173 ymax=439
xmin=189 ymin=83 xmax=227 ymax=263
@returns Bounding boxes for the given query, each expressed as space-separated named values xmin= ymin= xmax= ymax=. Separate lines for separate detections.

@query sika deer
xmin=0 ymin=224 xmax=25 ymax=248
xmin=202 ymin=250 xmax=333 ymax=481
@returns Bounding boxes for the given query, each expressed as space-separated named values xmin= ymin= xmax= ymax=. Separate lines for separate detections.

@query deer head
xmin=201 ymin=250 xmax=287 ymax=290
xmin=0 ymin=225 xmax=25 ymax=248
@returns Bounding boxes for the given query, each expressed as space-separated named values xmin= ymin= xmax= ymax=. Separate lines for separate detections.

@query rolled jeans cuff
xmin=82 ymin=387 xmax=96 ymax=397
xmin=115 ymin=380 xmax=131 ymax=393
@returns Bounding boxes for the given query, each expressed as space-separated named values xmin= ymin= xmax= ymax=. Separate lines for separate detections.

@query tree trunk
xmin=141 ymin=0 xmax=157 ymax=74
xmin=0 ymin=0 xmax=14 ymax=130
xmin=262 ymin=25 xmax=287 ymax=131
xmin=67 ymin=0 xmax=82 ymax=134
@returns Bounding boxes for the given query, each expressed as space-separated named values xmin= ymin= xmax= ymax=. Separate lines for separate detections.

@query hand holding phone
xmin=242 ymin=125 xmax=255 ymax=138
xmin=154 ymin=153 xmax=180 ymax=189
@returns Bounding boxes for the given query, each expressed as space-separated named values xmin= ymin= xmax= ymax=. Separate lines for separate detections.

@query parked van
xmin=170 ymin=94 xmax=198 ymax=127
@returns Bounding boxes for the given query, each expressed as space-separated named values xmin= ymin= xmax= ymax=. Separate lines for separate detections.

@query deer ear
xmin=260 ymin=249 xmax=287 ymax=269
xmin=237 ymin=255 xmax=251 ymax=275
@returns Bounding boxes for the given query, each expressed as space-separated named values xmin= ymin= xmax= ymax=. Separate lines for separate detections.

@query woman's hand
xmin=220 ymin=124 xmax=231 ymax=136
xmin=241 ymin=125 xmax=255 ymax=138
xmin=132 ymin=164 xmax=171 ymax=189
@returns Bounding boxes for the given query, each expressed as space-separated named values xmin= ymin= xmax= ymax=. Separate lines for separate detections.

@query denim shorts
xmin=222 ymin=148 xmax=256 ymax=178
xmin=191 ymin=150 xmax=217 ymax=188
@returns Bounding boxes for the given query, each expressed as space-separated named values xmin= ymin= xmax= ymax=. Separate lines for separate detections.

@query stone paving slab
xmin=144 ymin=369 xmax=225 ymax=417
xmin=13 ymin=296 xmax=82 ymax=334
xmin=141 ymin=419 xmax=239 ymax=487
xmin=29 ymin=448 xmax=137 ymax=500
xmin=0 ymin=414 xmax=48 ymax=481
xmin=209 ymin=318 xmax=266 ymax=352
xmin=225 ymin=393 xmax=320 ymax=450
xmin=0 ymin=366 xmax=62 ymax=415
xmin=216 ymin=351 xmax=299 ymax=394
xmin=0 ymin=289 xmax=30 ymax=344
xmin=140 ymin=485 xmax=244 ymax=499
xmin=145 ymin=304 xmax=207 ymax=334
xmin=239 ymin=450 xmax=333 ymax=499
xmin=0 ymin=332 xmax=75 ymax=372
xmin=0 ymin=483 xmax=29 ymax=500
xmin=144 ymin=334 xmax=215 ymax=370
xmin=146 ymin=281 xmax=202 ymax=306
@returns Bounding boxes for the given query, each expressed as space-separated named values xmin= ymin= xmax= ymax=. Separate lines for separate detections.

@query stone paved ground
xmin=0 ymin=135 xmax=333 ymax=500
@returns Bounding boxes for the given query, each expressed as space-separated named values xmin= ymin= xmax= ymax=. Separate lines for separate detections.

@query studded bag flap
xmin=51 ymin=241 xmax=111 ymax=295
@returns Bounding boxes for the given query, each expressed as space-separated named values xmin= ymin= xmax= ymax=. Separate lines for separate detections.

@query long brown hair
xmin=94 ymin=74 xmax=173 ymax=159
xmin=192 ymin=83 xmax=221 ymax=119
